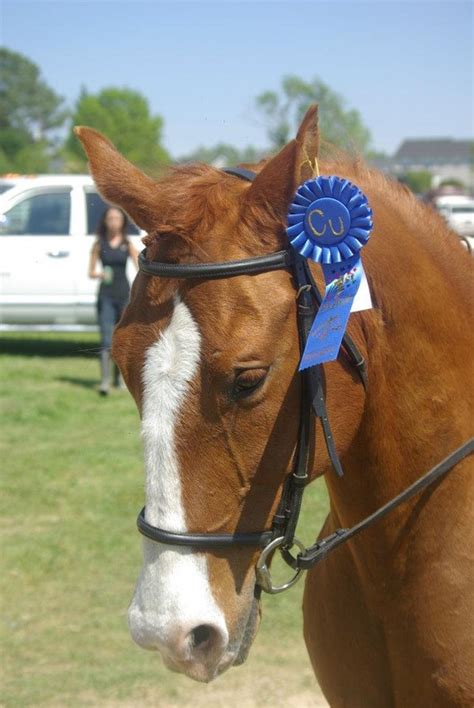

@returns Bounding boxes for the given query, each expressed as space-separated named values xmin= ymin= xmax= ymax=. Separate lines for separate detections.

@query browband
xmin=138 ymin=248 xmax=293 ymax=280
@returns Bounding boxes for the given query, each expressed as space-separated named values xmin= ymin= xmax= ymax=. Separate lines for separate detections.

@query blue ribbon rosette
xmin=287 ymin=175 xmax=373 ymax=370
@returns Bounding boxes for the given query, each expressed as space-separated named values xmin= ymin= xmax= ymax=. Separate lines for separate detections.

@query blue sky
xmin=2 ymin=0 xmax=472 ymax=158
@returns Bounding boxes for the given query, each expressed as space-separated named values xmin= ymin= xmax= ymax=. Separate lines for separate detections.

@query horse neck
xmin=322 ymin=181 xmax=473 ymax=543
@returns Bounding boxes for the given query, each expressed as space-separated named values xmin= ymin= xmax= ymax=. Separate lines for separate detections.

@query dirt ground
xmin=71 ymin=689 xmax=329 ymax=708
xmin=49 ymin=666 xmax=330 ymax=708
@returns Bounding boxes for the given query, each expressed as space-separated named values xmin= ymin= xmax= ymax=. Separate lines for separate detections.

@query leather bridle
xmin=135 ymin=167 xmax=474 ymax=593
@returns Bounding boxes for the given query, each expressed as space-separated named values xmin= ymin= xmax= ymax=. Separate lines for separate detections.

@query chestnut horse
xmin=76 ymin=106 xmax=473 ymax=706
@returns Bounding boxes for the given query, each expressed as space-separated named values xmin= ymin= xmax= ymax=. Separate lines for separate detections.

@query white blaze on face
xmin=128 ymin=298 xmax=228 ymax=657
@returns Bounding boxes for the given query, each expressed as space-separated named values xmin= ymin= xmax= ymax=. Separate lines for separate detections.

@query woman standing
xmin=88 ymin=207 xmax=138 ymax=395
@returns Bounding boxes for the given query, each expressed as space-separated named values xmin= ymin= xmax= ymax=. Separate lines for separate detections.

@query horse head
xmin=75 ymin=107 xmax=369 ymax=681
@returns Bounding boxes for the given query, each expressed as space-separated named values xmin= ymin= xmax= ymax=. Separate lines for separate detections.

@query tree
xmin=438 ymin=178 xmax=465 ymax=190
xmin=0 ymin=48 xmax=67 ymax=171
xmin=178 ymin=142 xmax=262 ymax=167
xmin=65 ymin=87 xmax=170 ymax=173
xmin=399 ymin=170 xmax=432 ymax=194
xmin=255 ymin=75 xmax=372 ymax=155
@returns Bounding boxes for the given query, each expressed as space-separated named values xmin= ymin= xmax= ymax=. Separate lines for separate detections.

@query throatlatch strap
xmin=310 ymin=370 xmax=344 ymax=478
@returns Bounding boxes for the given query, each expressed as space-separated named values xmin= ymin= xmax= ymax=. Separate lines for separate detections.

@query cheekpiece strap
xmin=293 ymin=254 xmax=345 ymax=479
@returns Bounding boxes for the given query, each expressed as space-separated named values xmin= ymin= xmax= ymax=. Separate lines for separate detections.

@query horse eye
xmin=232 ymin=368 xmax=268 ymax=399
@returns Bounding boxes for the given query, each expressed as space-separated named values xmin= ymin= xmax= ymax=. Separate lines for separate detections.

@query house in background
xmin=390 ymin=138 xmax=473 ymax=190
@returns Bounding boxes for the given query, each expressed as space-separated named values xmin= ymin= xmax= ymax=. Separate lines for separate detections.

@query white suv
xmin=0 ymin=175 xmax=143 ymax=327
xmin=434 ymin=195 xmax=474 ymax=237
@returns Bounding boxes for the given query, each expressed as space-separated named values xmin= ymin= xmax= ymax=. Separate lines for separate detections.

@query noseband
xmin=136 ymin=167 xmax=474 ymax=593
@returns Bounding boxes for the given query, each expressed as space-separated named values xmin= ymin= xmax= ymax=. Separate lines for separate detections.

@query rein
xmin=135 ymin=167 xmax=474 ymax=594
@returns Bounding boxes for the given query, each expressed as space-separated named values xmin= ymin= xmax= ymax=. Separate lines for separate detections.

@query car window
xmin=0 ymin=190 xmax=71 ymax=235
xmin=452 ymin=206 xmax=474 ymax=214
xmin=86 ymin=191 xmax=140 ymax=235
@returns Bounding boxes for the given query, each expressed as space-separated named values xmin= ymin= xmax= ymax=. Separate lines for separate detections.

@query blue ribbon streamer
xmin=299 ymin=255 xmax=364 ymax=370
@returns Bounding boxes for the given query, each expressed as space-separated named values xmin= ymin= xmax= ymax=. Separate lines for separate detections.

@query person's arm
xmin=128 ymin=241 xmax=139 ymax=269
xmin=88 ymin=241 xmax=104 ymax=279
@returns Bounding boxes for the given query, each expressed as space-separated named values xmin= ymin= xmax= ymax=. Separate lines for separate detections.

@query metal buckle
xmin=255 ymin=536 xmax=305 ymax=594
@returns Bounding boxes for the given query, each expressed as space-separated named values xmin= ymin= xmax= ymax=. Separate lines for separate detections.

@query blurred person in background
xmin=88 ymin=207 xmax=138 ymax=395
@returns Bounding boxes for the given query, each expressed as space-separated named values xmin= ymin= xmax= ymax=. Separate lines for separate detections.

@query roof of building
xmin=393 ymin=139 xmax=473 ymax=164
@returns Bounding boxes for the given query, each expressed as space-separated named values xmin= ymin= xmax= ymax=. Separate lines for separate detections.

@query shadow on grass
xmin=0 ymin=336 xmax=100 ymax=358
xmin=57 ymin=376 xmax=99 ymax=389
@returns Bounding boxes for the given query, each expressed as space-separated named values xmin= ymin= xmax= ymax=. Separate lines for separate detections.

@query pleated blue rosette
xmin=286 ymin=175 xmax=373 ymax=370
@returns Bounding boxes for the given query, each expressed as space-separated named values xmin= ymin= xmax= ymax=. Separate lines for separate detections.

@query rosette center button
xmin=304 ymin=198 xmax=351 ymax=246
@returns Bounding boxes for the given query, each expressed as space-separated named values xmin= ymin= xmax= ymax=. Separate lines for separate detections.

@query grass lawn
xmin=1 ymin=333 xmax=329 ymax=707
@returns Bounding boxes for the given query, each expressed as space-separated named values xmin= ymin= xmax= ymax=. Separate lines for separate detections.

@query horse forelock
xmin=142 ymin=163 xmax=247 ymax=255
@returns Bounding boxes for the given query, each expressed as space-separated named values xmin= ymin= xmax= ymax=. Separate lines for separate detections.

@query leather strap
xmin=288 ymin=436 xmax=474 ymax=570
xmin=223 ymin=167 xmax=258 ymax=182
xmin=293 ymin=255 xmax=344 ymax=479
xmin=139 ymin=248 xmax=294 ymax=280
xmin=137 ymin=508 xmax=273 ymax=548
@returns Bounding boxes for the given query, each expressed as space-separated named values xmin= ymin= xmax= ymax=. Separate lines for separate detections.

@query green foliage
xmin=399 ymin=170 xmax=432 ymax=194
xmin=0 ymin=51 xmax=170 ymax=174
xmin=366 ymin=149 xmax=390 ymax=162
xmin=438 ymin=178 xmax=465 ymax=190
xmin=65 ymin=87 xmax=170 ymax=173
xmin=0 ymin=332 xmax=328 ymax=707
xmin=256 ymin=75 xmax=372 ymax=154
xmin=0 ymin=48 xmax=67 ymax=172
xmin=178 ymin=142 xmax=262 ymax=166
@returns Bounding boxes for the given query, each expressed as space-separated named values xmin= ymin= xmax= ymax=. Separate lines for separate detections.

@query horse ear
xmin=247 ymin=104 xmax=320 ymax=222
xmin=74 ymin=126 xmax=160 ymax=232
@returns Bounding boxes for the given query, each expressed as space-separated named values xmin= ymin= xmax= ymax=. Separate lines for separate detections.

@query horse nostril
xmin=190 ymin=624 xmax=212 ymax=649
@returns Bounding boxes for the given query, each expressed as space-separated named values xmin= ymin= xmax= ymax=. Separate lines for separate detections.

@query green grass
xmin=0 ymin=333 xmax=329 ymax=707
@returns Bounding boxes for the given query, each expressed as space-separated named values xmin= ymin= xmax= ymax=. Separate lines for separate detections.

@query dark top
xmin=98 ymin=239 xmax=130 ymax=302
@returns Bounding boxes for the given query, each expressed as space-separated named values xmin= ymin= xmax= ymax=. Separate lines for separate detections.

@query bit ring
xmin=256 ymin=536 xmax=305 ymax=594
